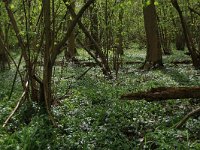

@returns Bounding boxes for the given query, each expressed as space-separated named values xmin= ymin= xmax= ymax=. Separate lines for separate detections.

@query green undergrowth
xmin=0 ymin=47 xmax=200 ymax=149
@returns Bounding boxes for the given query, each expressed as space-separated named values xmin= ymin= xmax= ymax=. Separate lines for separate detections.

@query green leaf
xmin=154 ymin=1 xmax=159 ymax=6
xmin=10 ymin=4 xmax=15 ymax=10
xmin=146 ymin=0 xmax=151 ymax=6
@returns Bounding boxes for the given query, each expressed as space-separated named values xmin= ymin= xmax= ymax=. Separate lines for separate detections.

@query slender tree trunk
xmin=43 ymin=0 xmax=53 ymax=109
xmin=89 ymin=3 xmax=99 ymax=57
xmin=175 ymin=31 xmax=185 ymax=50
xmin=0 ymin=35 xmax=10 ymax=70
xmin=157 ymin=6 xmax=171 ymax=55
xmin=171 ymin=0 xmax=200 ymax=69
xmin=66 ymin=4 xmax=112 ymax=78
xmin=0 ymin=23 xmax=9 ymax=70
xmin=65 ymin=1 xmax=77 ymax=61
xmin=118 ymin=7 xmax=124 ymax=55
xmin=3 ymin=1 xmax=39 ymax=102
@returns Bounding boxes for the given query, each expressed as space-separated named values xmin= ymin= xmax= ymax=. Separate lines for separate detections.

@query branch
xmin=175 ymin=107 xmax=200 ymax=129
xmin=188 ymin=6 xmax=200 ymax=16
xmin=3 ymin=1 xmax=29 ymax=63
xmin=66 ymin=3 xmax=112 ymax=77
xmin=3 ymin=81 xmax=29 ymax=128
xmin=52 ymin=0 xmax=95 ymax=65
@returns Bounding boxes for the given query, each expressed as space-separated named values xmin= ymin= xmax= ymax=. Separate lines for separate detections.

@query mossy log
xmin=121 ymin=87 xmax=200 ymax=101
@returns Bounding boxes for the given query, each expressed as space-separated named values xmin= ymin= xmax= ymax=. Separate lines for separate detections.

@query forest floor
xmin=0 ymin=44 xmax=200 ymax=149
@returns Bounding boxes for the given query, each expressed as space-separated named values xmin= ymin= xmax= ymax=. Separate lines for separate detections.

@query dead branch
xmin=171 ymin=60 xmax=192 ymax=65
xmin=121 ymin=87 xmax=200 ymax=101
xmin=3 ymin=81 xmax=29 ymax=128
xmin=175 ymin=107 xmax=200 ymax=129
xmin=124 ymin=61 xmax=143 ymax=64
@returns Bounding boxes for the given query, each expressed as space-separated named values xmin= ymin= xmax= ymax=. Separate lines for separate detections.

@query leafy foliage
xmin=0 ymin=45 xmax=200 ymax=149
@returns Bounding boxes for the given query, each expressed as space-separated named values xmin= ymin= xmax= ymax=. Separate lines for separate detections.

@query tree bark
xmin=0 ymin=35 xmax=10 ymax=70
xmin=142 ymin=0 xmax=163 ymax=70
xmin=65 ymin=1 xmax=77 ymax=61
xmin=43 ymin=0 xmax=52 ymax=109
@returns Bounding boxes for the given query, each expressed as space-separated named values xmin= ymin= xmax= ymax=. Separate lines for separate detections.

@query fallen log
xmin=124 ymin=61 xmax=143 ymax=64
xmin=171 ymin=60 xmax=192 ymax=65
xmin=121 ymin=87 xmax=200 ymax=101
xmin=74 ymin=61 xmax=97 ymax=67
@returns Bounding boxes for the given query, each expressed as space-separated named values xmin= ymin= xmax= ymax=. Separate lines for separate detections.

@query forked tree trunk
xmin=142 ymin=0 xmax=163 ymax=70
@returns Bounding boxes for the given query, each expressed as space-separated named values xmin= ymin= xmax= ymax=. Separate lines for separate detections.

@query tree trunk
xmin=0 ymin=22 xmax=10 ymax=70
xmin=43 ymin=0 xmax=53 ymax=109
xmin=171 ymin=0 xmax=200 ymax=69
xmin=118 ymin=7 xmax=124 ymax=56
xmin=142 ymin=0 xmax=163 ymax=70
xmin=159 ymin=25 xmax=172 ymax=54
xmin=4 ymin=1 xmax=39 ymax=102
xmin=0 ymin=35 xmax=10 ymax=71
xmin=157 ymin=7 xmax=171 ymax=55
xmin=89 ymin=3 xmax=99 ymax=58
xmin=65 ymin=1 xmax=77 ymax=61
xmin=175 ymin=32 xmax=185 ymax=50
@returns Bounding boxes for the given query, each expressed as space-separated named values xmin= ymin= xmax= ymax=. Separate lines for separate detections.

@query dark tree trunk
xmin=43 ymin=0 xmax=53 ymax=109
xmin=175 ymin=32 xmax=185 ymax=50
xmin=171 ymin=0 xmax=200 ymax=69
xmin=142 ymin=0 xmax=163 ymax=70
xmin=0 ymin=35 xmax=10 ymax=71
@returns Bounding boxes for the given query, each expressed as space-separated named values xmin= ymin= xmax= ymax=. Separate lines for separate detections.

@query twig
xmin=0 ymin=35 xmax=25 ymax=99
xmin=8 ymin=54 xmax=24 ymax=101
xmin=76 ymin=66 xmax=92 ymax=80
xmin=188 ymin=6 xmax=200 ymax=16
xmin=3 ymin=81 xmax=29 ymax=128
xmin=58 ymin=67 xmax=92 ymax=100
